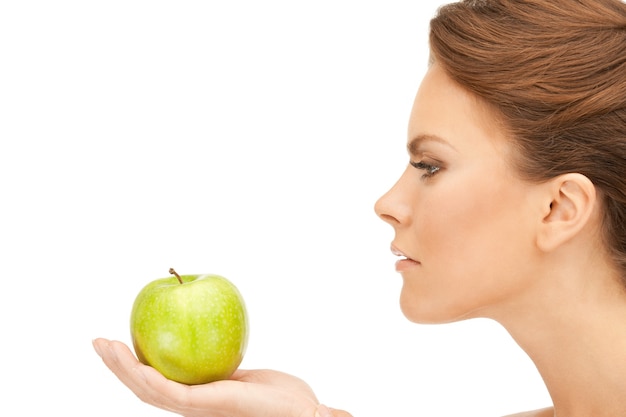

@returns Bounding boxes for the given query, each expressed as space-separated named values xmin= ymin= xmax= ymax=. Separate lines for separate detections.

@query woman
xmin=93 ymin=0 xmax=626 ymax=415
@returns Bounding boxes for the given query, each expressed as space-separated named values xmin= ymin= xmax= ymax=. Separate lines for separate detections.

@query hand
xmin=93 ymin=338 xmax=352 ymax=417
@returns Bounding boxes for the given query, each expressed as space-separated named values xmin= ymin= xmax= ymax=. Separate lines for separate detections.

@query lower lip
xmin=395 ymin=258 xmax=421 ymax=272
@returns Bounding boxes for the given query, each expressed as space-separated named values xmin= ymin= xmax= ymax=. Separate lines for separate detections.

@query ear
xmin=536 ymin=173 xmax=597 ymax=252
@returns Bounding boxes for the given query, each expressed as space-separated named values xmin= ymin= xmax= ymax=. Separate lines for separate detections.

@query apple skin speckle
xmin=130 ymin=274 xmax=249 ymax=385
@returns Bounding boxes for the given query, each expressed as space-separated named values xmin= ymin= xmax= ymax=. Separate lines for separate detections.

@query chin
xmin=400 ymin=298 xmax=444 ymax=324
xmin=399 ymin=293 xmax=474 ymax=325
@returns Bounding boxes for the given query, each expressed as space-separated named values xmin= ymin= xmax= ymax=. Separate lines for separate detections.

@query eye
xmin=410 ymin=160 xmax=441 ymax=179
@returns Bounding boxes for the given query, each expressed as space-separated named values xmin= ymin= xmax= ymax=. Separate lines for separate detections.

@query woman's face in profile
xmin=375 ymin=63 xmax=543 ymax=324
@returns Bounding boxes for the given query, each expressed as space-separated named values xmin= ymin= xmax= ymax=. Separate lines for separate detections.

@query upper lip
xmin=391 ymin=244 xmax=417 ymax=261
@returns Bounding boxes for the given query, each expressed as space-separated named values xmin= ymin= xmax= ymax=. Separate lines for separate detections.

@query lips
xmin=391 ymin=244 xmax=420 ymax=272
xmin=390 ymin=244 xmax=416 ymax=260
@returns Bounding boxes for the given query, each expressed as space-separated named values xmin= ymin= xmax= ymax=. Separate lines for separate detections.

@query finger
xmin=95 ymin=339 xmax=239 ymax=415
xmin=140 ymin=370 xmax=317 ymax=417
xmin=131 ymin=360 xmax=206 ymax=414
xmin=94 ymin=339 xmax=318 ymax=417
xmin=93 ymin=339 xmax=141 ymax=389
xmin=138 ymin=366 xmax=241 ymax=415
xmin=94 ymin=339 xmax=249 ymax=415
xmin=93 ymin=338 xmax=179 ymax=413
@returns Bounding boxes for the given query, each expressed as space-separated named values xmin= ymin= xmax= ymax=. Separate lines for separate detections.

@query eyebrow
xmin=407 ymin=133 xmax=456 ymax=157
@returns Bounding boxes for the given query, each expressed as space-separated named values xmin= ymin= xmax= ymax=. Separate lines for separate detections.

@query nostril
xmin=375 ymin=181 xmax=409 ymax=226
xmin=375 ymin=195 xmax=402 ymax=225
xmin=374 ymin=197 xmax=390 ymax=219
xmin=378 ymin=213 xmax=400 ymax=225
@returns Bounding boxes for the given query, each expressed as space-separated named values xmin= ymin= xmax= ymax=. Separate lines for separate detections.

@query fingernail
xmin=92 ymin=339 xmax=103 ymax=357
xmin=315 ymin=404 xmax=333 ymax=417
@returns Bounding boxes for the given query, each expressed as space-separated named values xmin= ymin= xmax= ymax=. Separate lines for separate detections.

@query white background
xmin=0 ymin=1 xmax=551 ymax=416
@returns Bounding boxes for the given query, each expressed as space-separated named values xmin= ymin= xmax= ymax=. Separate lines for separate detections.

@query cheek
xmin=401 ymin=180 xmax=535 ymax=322
xmin=419 ymin=178 xmax=529 ymax=261
xmin=417 ymin=184 xmax=493 ymax=259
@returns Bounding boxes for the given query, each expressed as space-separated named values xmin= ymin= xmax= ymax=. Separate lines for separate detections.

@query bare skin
xmin=375 ymin=63 xmax=626 ymax=417
xmin=93 ymin=338 xmax=352 ymax=417
xmin=94 ymin=63 xmax=626 ymax=417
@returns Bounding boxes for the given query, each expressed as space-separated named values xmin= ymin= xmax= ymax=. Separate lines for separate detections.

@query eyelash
xmin=410 ymin=161 xmax=441 ymax=179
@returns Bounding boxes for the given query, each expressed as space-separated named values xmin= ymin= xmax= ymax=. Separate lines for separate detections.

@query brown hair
xmin=429 ymin=0 xmax=626 ymax=283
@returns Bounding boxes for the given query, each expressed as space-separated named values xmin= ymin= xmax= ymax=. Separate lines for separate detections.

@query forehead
xmin=408 ymin=64 xmax=510 ymax=157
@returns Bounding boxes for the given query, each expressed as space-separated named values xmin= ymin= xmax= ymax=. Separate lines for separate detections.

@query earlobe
xmin=536 ymin=173 xmax=597 ymax=252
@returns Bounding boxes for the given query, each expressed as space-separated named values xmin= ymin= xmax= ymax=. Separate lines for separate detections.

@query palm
xmin=93 ymin=338 xmax=318 ymax=417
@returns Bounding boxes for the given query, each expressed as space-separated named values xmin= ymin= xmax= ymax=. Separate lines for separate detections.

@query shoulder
xmin=502 ymin=407 xmax=553 ymax=417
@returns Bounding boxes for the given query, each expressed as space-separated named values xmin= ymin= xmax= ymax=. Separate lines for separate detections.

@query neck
xmin=490 ymin=263 xmax=626 ymax=417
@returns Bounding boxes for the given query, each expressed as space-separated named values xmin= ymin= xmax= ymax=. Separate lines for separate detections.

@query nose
xmin=374 ymin=169 xmax=411 ymax=227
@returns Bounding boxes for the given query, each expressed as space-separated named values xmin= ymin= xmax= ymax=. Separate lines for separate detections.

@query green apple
xmin=130 ymin=268 xmax=249 ymax=385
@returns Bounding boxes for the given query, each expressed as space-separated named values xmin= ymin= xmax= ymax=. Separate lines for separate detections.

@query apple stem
xmin=169 ymin=268 xmax=183 ymax=284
